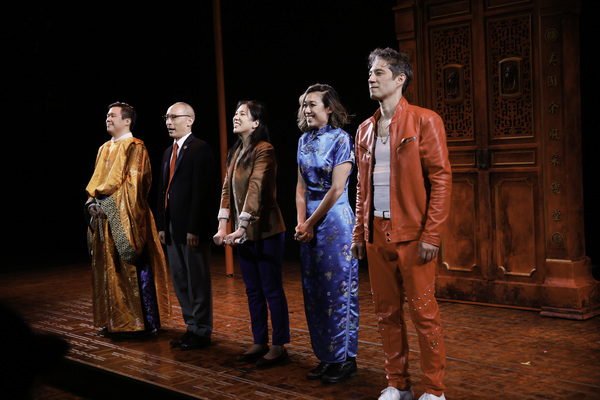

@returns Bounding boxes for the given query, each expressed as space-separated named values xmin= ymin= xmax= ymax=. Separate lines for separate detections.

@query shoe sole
xmin=180 ymin=343 xmax=211 ymax=351
xmin=236 ymin=350 xmax=269 ymax=362
xmin=256 ymin=352 xmax=288 ymax=368
xmin=321 ymin=371 xmax=357 ymax=383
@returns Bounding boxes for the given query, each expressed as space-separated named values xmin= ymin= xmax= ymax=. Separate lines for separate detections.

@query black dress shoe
xmin=321 ymin=357 xmax=357 ymax=383
xmin=236 ymin=346 xmax=269 ymax=362
xmin=256 ymin=348 xmax=288 ymax=368
xmin=170 ymin=331 xmax=193 ymax=348
xmin=180 ymin=333 xmax=211 ymax=351
xmin=306 ymin=361 xmax=333 ymax=380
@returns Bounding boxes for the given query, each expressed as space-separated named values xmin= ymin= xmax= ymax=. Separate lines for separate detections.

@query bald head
xmin=171 ymin=102 xmax=195 ymax=119
xmin=165 ymin=102 xmax=195 ymax=140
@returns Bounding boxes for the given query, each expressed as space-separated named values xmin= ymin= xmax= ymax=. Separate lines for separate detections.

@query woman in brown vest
xmin=214 ymin=100 xmax=290 ymax=367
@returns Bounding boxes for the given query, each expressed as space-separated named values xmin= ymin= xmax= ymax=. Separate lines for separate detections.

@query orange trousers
xmin=366 ymin=217 xmax=446 ymax=396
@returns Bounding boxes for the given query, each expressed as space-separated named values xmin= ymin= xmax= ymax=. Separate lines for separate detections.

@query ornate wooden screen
xmin=393 ymin=0 xmax=599 ymax=319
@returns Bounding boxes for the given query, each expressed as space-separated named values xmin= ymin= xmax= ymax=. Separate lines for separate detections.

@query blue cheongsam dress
xmin=297 ymin=125 xmax=359 ymax=363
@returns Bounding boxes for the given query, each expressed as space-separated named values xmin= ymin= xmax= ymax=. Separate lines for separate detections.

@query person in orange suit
xmin=351 ymin=48 xmax=452 ymax=400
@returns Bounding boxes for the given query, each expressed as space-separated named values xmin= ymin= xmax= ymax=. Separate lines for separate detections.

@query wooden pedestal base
xmin=436 ymin=258 xmax=600 ymax=320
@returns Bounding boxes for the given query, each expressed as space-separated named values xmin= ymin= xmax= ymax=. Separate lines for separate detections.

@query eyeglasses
xmin=162 ymin=114 xmax=190 ymax=121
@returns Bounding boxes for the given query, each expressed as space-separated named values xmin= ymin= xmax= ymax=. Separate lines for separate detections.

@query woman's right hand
xmin=213 ymin=229 xmax=227 ymax=246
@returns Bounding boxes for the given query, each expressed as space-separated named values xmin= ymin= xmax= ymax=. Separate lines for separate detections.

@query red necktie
xmin=165 ymin=142 xmax=178 ymax=208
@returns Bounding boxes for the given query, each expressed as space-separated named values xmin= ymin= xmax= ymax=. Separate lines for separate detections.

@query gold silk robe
xmin=86 ymin=137 xmax=170 ymax=332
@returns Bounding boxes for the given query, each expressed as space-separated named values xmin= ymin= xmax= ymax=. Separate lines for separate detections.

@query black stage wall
xmin=2 ymin=1 xmax=598 ymax=275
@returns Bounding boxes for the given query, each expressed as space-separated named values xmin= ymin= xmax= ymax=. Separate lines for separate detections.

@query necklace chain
xmin=378 ymin=118 xmax=390 ymax=145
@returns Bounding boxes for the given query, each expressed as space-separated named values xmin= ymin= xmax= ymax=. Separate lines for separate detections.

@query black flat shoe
xmin=321 ymin=357 xmax=357 ymax=383
xmin=256 ymin=348 xmax=288 ymax=368
xmin=180 ymin=333 xmax=211 ymax=351
xmin=236 ymin=346 xmax=269 ymax=362
xmin=306 ymin=361 xmax=333 ymax=380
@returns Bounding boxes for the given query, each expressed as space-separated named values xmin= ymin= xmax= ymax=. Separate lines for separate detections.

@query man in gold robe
xmin=85 ymin=102 xmax=170 ymax=336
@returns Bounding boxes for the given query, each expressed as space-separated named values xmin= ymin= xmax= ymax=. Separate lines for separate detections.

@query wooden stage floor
xmin=2 ymin=254 xmax=600 ymax=400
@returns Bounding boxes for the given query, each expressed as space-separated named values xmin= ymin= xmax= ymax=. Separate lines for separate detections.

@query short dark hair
xmin=368 ymin=48 xmax=413 ymax=91
xmin=297 ymin=83 xmax=351 ymax=133
xmin=108 ymin=102 xmax=137 ymax=131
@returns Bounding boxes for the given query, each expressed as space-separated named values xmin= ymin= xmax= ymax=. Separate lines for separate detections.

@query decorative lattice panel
xmin=431 ymin=24 xmax=474 ymax=142
xmin=488 ymin=14 xmax=534 ymax=139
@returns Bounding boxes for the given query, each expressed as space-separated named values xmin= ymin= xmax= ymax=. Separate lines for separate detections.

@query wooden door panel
xmin=406 ymin=0 xmax=598 ymax=318
xmin=491 ymin=173 xmax=543 ymax=282
xmin=441 ymin=174 xmax=480 ymax=275
xmin=490 ymin=149 xmax=536 ymax=167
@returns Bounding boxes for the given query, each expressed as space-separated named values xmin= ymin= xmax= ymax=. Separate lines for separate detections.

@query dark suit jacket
xmin=156 ymin=134 xmax=218 ymax=244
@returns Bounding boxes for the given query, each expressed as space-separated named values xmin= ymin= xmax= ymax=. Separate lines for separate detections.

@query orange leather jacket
xmin=352 ymin=97 xmax=452 ymax=247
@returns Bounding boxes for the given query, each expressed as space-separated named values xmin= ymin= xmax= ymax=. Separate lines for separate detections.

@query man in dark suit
xmin=157 ymin=102 xmax=217 ymax=350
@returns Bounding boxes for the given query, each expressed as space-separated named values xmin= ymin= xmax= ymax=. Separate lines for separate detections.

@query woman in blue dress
xmin=295 ymin=84 xmax=359 ymax=383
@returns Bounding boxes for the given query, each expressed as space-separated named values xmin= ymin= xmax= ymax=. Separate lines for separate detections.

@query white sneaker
xmin=418 ymin=393 xmax=446 ymax=400
xmin=379 ymin=386 xmax=415 ymax=400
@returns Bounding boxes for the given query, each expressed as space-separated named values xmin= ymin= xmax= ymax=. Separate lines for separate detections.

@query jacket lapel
xmin=229 ymin=147 xmax=250 ymax=214
xmin=162 ymin=147 xmax=172 ymax=188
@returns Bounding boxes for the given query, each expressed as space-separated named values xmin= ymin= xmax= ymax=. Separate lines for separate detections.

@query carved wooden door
xmin=417 ymin=1 xmax=546 ymax=307
xmin=395 ymin=0 xmax=598 ymax=318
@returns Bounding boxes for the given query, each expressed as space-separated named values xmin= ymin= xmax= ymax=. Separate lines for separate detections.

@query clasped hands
xmin=213 ymin=228 xmax=245 ymax=247
xmin=294 ymin=221 xmax=314 ymax=243
xmin=88 ymin=204 xmax=106 ymax=219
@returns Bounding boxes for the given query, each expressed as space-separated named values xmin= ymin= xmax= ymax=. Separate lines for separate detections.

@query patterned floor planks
xmin=2 ymin=254 xmax=600 ymax=399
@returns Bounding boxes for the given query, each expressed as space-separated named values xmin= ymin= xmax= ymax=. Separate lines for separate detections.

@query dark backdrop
xmin=2 ymin=1 xmax=397 ymax=270
xmin=2 ymin=1 xmax=598 ymax=274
